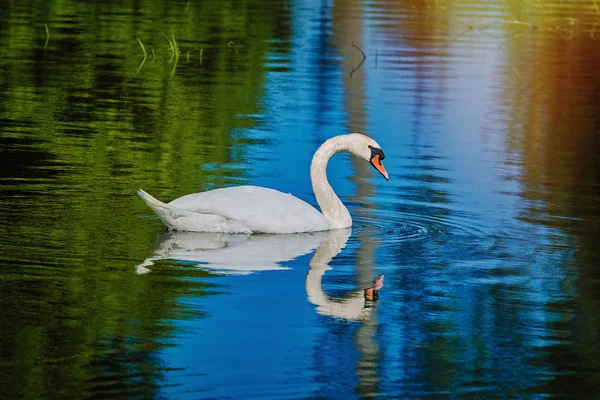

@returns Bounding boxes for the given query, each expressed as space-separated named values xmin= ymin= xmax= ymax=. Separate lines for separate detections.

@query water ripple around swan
xmin=352 ymin=206 xmax=488 ymax=247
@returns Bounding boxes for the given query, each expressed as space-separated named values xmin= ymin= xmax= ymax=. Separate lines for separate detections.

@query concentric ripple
xmin=353 ymin=214 xmax=429 ymax=244
xmin=352 ymin=207 xmax=488 ymax=247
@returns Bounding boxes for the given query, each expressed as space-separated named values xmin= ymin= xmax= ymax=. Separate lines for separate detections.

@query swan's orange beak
xmin=370 ymin=154 xmax=389 ymax=181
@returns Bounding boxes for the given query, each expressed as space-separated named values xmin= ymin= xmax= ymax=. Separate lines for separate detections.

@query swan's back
xmin=167 ymin=185 xmax=332 ymax=233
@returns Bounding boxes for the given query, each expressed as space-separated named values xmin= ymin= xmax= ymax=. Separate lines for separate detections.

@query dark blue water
xmin=1 ymin=0 xmax=599 ymax=399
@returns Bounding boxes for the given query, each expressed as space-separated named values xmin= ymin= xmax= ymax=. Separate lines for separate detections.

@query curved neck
xmin=306 ymin=229 xmax=369 ymax=321
xmin=310 ymin=136 xmax=352 ymax=228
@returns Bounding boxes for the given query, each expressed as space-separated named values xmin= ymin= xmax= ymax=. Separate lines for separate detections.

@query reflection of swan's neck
xmin=306 ymin=228 xmax=374 ymax=321
xmin=310 ymin=136 xmax=352 ymax=228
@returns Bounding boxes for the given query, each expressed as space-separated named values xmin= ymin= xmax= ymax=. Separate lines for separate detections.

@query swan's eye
xmin=369 ymin=146 xmax=385 ymax=160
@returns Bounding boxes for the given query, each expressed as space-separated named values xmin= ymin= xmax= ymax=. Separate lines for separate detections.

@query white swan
xmin=138 ymin=133 xmax=389 ymax=233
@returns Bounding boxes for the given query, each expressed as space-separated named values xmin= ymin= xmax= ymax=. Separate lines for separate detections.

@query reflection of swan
xmin=306 ymin=229 xmax=384 ymax=321
xmin=137 ymin=229 xmax=383 ymax=320
xmin=138 ymin=133 xmax=389 ymax=233
xmin=136 ymin=230 xmax=331 ymax=275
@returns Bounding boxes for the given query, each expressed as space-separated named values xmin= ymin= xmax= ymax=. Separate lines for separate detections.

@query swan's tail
xmin=138 ymin=189 xmax=188 ymax=230
xmin=138 ymin=189 xmax=170 ymax=215
xmin=138 ymin=189 xmax=247 ymax=233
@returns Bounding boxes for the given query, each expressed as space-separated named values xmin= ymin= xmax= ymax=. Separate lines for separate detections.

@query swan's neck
xmin=310 ymin=136 xmax=352 ymax=228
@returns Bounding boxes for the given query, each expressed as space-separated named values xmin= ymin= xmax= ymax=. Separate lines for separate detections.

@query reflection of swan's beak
xmin=373 ymin=274 xmax=384 ymax=290
xmin=364 ymin=274 xmax=384 ymax=302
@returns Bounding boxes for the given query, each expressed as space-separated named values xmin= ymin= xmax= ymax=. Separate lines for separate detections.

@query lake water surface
xmin=1 ymin=0 xmax=600 ymax=399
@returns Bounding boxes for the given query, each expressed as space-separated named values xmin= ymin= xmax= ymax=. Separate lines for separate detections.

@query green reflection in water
xmin=0 ymin=1 xmax=290 ymax=398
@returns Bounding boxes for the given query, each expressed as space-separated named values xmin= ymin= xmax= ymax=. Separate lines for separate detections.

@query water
xmin=1 ymin=0 xmax=599 ymax=398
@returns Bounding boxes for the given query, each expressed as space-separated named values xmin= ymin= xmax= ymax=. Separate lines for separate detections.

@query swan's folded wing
xmin=168 ymin=185 xmax=331 ymax=233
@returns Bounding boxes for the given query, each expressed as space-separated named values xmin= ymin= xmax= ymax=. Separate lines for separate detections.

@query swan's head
xmin=347 ymin=133 xmax=389 ymax=181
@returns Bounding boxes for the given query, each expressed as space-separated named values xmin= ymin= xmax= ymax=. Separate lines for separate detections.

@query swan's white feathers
xmin=139 ymin=186 xmax=330 ymax=233
xmin=138 ymin=133 xmax=387 ymax=233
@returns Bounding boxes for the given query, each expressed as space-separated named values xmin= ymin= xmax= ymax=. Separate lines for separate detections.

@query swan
xmin=138 ymin=133 xmax=389 ymax=233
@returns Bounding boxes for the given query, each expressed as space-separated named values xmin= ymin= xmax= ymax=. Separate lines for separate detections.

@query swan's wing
xmin=168 ymin=186 xmax=331 ymax=233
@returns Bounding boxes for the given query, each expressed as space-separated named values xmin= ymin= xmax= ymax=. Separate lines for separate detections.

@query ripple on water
xmin=352 ymin=207 xmax=489 ymax=247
